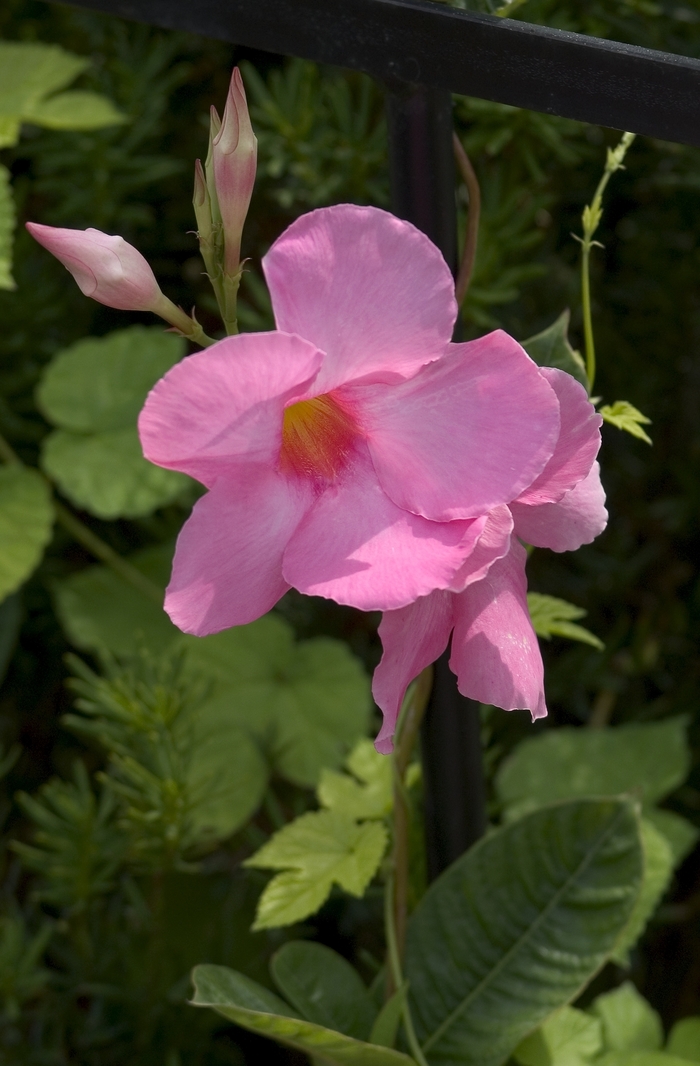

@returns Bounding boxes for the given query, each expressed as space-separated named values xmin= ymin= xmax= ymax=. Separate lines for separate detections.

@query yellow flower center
xmin=280 ymin=394 xmax=359 ymax=481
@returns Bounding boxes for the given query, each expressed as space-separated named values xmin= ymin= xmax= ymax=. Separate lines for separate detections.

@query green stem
xmin=384 ymin=873 xmax=430 ymax=1066
xmin=54 ymin=503 xmax=164 ymax=605
xmin=152 ymin=293 xmax=217 ymax=347
xmin=581 ymin=242 xmax=595 ymax=391
xmin=0 ymin=429 xmax=164 ymax=605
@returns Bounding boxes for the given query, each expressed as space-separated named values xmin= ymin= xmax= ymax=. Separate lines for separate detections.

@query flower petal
xmin=355 ymin=331 xmax=561 ymax=522
xmin=449 ymin=540 xmax=547 ymax=719
xmin=372 ymin=591 xmax=454 ymax=755
xmin=263 ymin=205 xmax=456 ymax=394
xmin=510 ymin=461 xmax=608 ymax=552
xmin=515 ymin=367 xmax=602 ymax=505
xmin=282 ymin=446 xmax=481 ymax=611
xmin=139 ymin=332 xmax=322 ymax=487
xmin=448 ymin=505 xmax=513 ymax=592
xmin=165 ymin=464 xmax=313 ymax=635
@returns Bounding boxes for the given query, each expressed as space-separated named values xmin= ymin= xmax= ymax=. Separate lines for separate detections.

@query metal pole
xmin=385 ymin=82 xmax=487 ymax=880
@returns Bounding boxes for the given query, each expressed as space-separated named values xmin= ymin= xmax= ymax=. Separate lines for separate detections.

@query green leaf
xmin=667 ymin=1018 xmax=700 ymax=1062
xmin=0 ymin=163 xmax=15 ymax=291
xmin=245 ymin=811 xmax=388 ymax=929
xmin=180 ymin=617 xmax=371 ymax=787
xmin=611 ymin=819 xmax=674 ymax=967
xmin=643 ymin=808 xmax=699 ymax=866
xmin=590 ymin=982 xmax=663 ymax=1052
xmin=514 ymin=1006 xmax=603 ymax=1066
xmin=496 ymin=719 xmax=691 ymax=821
xmin=0 ymin=465 xmax=54 ymax=601
xmin=404 ymin=799 xmax=643 ymax=1066
xmin=318 ymin=738 xmax=393 ymax=820
xmin=522 ymin=310 xmax=588 ymax=389
xmin=271 ymin=941 xmax=376 ymax=1040
xmin=24 ymin=90 xmax=125 ymax=130
xmin=597 ymin=1055 xmax=697 ymax=1066
xmin=369 ymin=986 xmax=407 ymax=1050
xmin=527 ymin=593 xmax=604 ymax=650
xmin=191 ymin=964 xmax=416 ymax=1066
xmin=37 ymin=328 xmax=189 ymax=519
xmin=0 ymin=41 xmax=124 ymax=146
xmin=52 ymin=542 xmax=177 ymax=655
xmin=41 ymin=428 xmax=189 ymax=519
xmin=600 ymin=401 xmax=652 ymax=445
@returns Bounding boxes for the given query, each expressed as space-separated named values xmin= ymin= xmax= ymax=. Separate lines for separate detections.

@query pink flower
xmin=372 ymin=367 xmax=606 ymax=753
xmin=138 ymin=205 xmax=597 ymax=683
xmin=26 ymin=223 xmax=164 ymax=312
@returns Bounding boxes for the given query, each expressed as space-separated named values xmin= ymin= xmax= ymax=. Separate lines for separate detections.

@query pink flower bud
xmin=211 ymin=67 xmax=257 ymax=275
xmin=26 ymin=222 xmax=164 ymax=312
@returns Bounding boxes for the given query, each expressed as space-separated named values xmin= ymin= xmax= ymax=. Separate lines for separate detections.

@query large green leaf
xmin=191 ymin=964 xmax=416 ymax=1066
xmin=180 ymin=616 xmax=371 ymax=787
xmin=0 ymin=164 xmax=15 ymax=291
xmin=522 ymin=310 xmax=588 ymax=389
xmin=611 ymin=819 xmax=674 ymax=967
xmin=38 ymin=328 xmax=189 ymax=518
xmin=0 ymin=41 xmax=124 ymax=148
xmin=590 ymin=983 xmax=663 ymax=1053
xmin=496 ymin=720 xmax=690 ymax=819
xmin=53 ymin=542 xmax=177 ymax=655
xmin=317 ymin=738 xmax=394 ymax=821
xmin=597 ymin=1055 xmax=696 ymax=1066
xmin=643 ymin=808 xmax=699 ymax=866
xmin=246 ymin=811 xmax=388 ymax=929
xmin=271 ymin=942 xmax=377 ymax=1040
xmin=0 ymin=466 xmax=54 ymax=601
xmin=404 ymin=799 xmax=643 ymax=1066
xmin=667 ymin=1018 xmax=700 ymax=1062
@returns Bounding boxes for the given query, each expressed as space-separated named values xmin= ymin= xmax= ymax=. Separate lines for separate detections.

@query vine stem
xmin=0 ymin=431 xmax=163 ymax=605
xmin=578 ymin=130 xmax=635 ymax=392
xmin=384 ymin=871 xmax=430 ymax=1066
xmin=452 ymin=133 xmax=481 ymax=307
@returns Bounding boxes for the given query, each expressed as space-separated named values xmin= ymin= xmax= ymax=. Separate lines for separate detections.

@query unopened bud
xmin=211 ymin=67 xmax=257 ymax=276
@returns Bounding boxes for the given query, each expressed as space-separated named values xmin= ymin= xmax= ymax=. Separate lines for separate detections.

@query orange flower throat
xmin=280 ymin=394 xmax=359 ymax=481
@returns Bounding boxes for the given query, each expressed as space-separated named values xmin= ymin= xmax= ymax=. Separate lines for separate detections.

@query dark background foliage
xmin=1 ymin=0 xmax=700 ymax=1061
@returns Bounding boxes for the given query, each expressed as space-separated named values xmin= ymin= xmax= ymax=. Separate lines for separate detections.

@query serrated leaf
xmin=0 ymin=466 xmax=54 ymax=601
xmin=644 ymin=809 xmax=699 ymax=866
xmin=0 ymin=164 xmax=15 ymax=291
xmin=522 ymin=310 xmax=588 ymax=389
xmin=38 ymin=328 xmax=189 ymax=518
xmin=180 ymin=617 xmax=371 ymax=787
xmin=25 ymin=91 xmax=125 ymax=130
xmin=318 ymin=738 xmax=393 ymax=821
xmin=42 ymin=427 xmax=189 ymax=519
xmin=404 ymin=799 xmax=643 ymax=1066
xmin=514 ymin=1006 xmax=603 ymax=1066
xmin=0 ymin=41 xmax=124 ymax=143
xmin=667 ymin=1018 xmax=700 ymax=1062
xmin=600 ymin=401 xmax=652 ymax=445
xmin=612 ymin=819 xmax=674 ymax=966
xmin=53 ymin=541 xmax=177 ymax=655
xmin=271 ymin=941 xmax=376 ymax=1040
xmin=496 ymin=719 xmax=691 ymax=820
xmin=590 ymin=982 xmax=663 ymax=1053
xmin=527 ymin=593 xmax=603 ymax=650
xmin=246 ymin=811 xmax=388 ymax=929
xmin=191 ymin=964 xmax=416 ymax=1066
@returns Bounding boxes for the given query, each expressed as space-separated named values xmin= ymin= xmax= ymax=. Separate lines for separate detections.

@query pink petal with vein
xmin=354 ymin=331 xmax=560 ymax=522
xmin=510 ymin=461 xmax=608 ymax=552
xmin=448 ymin=505 xmax=513 ymax=592
xmin=139 ymin=332 xmax=323 ymax=487
xmin=372 ymin=591 xmax=454 ymax=754
xmin=515 ymin=367 xmax=602 ymax=506
xmin=165 ymin=465 xmax=314 ymax=635
xmin=450 ymin=540 xmax=547 ymax=720
xmin=263 ymin=205 xmax=456 ymax=394
xmin=282 ymin=445 xmax=482 ymax=611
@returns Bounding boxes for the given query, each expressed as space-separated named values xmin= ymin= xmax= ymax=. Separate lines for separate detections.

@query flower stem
xmin=453 ymin=133 xmax=481 ymax=307
xmin=0 ymin=430 xmax=164 ymax=605
xmin=152 ymin=293 xmax=217 ymax=347
xmin=578 ymin=131 xmax=635 ymax=392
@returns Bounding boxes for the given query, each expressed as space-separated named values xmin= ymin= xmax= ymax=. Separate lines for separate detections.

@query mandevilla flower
xmin=138 ymin=204 xmax=605 ymax=746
